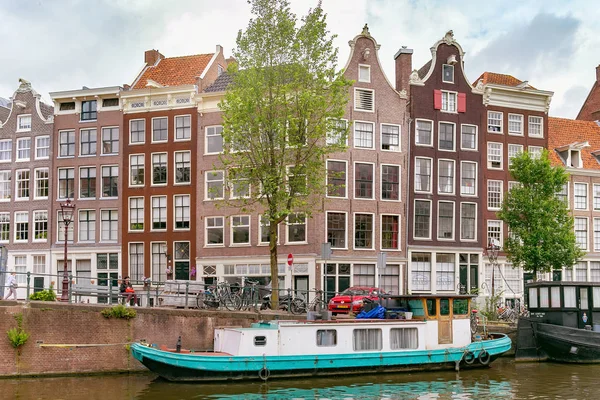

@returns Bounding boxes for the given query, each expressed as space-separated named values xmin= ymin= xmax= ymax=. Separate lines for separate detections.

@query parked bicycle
xmin=290 ymin=289 xmax=327 ymax=315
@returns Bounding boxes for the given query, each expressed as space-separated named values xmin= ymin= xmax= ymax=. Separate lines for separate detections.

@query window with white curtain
xmin=540 ymin=287 xmax=549 ymax=308
xmin=353 ymin=329 xmax=382 ymax=351
xmin=528 ymin=288 xmax=538 ymax=308
xmin=436 ymin=254 xmax=455 ymax=291
xmin=390 ymin=328 xmax=418 ymax=350
xmin=591 ymin=262 xmax=600 ymax=282
xmin=563 ymin=287 xmax=576 ymax=308
xmin=550 ymin=287 xmax=561 ymax=308
xmin=594 ymin=287 xmax=600 ymax=308
xmin=316 ymin=330 xmax=337 ymax=347
xmin=438 ymin=160 xmax=454 ymax=194
xmin=411 ymin=253 xmax=431 ymax=291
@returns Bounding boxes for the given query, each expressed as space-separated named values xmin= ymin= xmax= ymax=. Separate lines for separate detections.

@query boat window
xmin=550 ymin=287 xmax=561 ymax=308
xmin=254 ymin=336 xmax=267 ymax=346
xmin=316 ymin=330 xmax=337 ymax=347
xmin=452 ymin=299 xmax=468 ymax=315
xmin=426 ymin=299 xmax=436 ymax=316
xmin=581 ymin=288 xmax=589 ymax=309
xmin=440 ymin=299 xmax=450 ymax=316
xmin=408 ymin=299 xmax=425 ymax=316
xmin=594 ymin=287 xmax=600 ymax=308
xmin=540 ymin=287 xmax=549 ymax=308
xmin=390 ymin=328 xmax=418 ymax=349
xmin=528 ymin=288 xmax=538 ymax=308
xmin=353 ymin=329 xmax=382 ymax=351
xmin=564 ymin=287 xmax=576 ymax=308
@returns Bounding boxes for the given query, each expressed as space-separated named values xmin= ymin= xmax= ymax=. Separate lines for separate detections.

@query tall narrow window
xmin=355 ymin=163 xmax=374 ymax=199
xmin=461 ymin=125 xmax=476 ymax=150
xmin=206 ymin=217 xmax=224 ymax=245
xmin=130 ymin=155 xmax=144 ymax=186
xmin=129 ymin=243 xmax=144 ymax=282
xmin=33 ymin=211 xmax=48 ymax=241
xmin=287 ymin=213 xmax=306 ymax=243
xmin=487 ymin=180 xmax=503 ymax=210
xmin=79 ymin=167 xmax=96 ymax=198
xmin=437 ymin=201 xmax=454 ymax=240
xmin=460 ymin=161 xmax=476 ymax=195
xmin=152 ymin=196 xmax=167 ymax=230
xmin=175 ymin=151 xmax=191 ymax=184
xmin=594 ymin=184 xmax=600 ymax=211
xmin=327 ymin=212 xmax=346 ymax=249
xmin=175 ymin=115 xmax=191 ymax=140
xmin=78 ymin=210 xmax=96 ymax=242
xmin=414 ymin=200 xmax=431 ymax=239
xmin=438 ymin=160 xmax=454 ymax=194
xmin=14 ymin=212 xmax=28 ymax=242
xmin=130 ymin=119 xmax=145 ymax=144
xmin=354 ymin=122 xmax=374 ymax=149
xmin=326 ymin=119 xmax=347 ymax=146
xmin=327 ymin=160 xmax=346 ymax=197
xmin=59 ymin=131 xmax=75 ymax=157
xmin=528 ymin=116 xmax=543 ymax=137
xmin=151 ymin=243 xmax=167 ymax=282
xmin=232 ymin=216 xmax=250 ymax=244
xmin=441 ymin=91 xmax=456 ymax=112
xmin=152 ymin=117 xmax=168 ymax=142
xmin=81 ymin=100 xmax=97 ymax=121
xmin=206 ymin=126 xmax=223 ymax=154
xmin=508 ymin=114 xmax=523 ymax=135
xmin=436 ymin=254 xmax=455 ymax=291
xmin=0 ymin=139 xmax=11 ymax=162
xmin=460 ymin=203 xmax=476 ymax=240
xmin=35 ymin=136 xmax=49 ymax=159
xmin=574 ymin=183 xmax=587 ymax=210
xmin=594 ymin=218 xmax=600 ymax=252
xmin=174 ymin=195 xmax=190 ymax=230
xmin=80 ymin=129 xmax=97 ymax=156
xmin=0 ymin=171 xmax=11 ymax=201
xmin=411 ymin=253 xmax=431 ymax=291
xmin=206 ymin=171 xmax=224 ymax=200
xmin=414 ymin=158 xmax=432 ymax=192
xmin=0 ymin=213 xmax=9 ymax=241
xmin=487 ymin=142 xmax=503 ymax=169
xmin=487 ymin=111 xmax=502 ymax=133
xmin=34 ymin=168 xmax=49 ymax=199
xmin=438 ymin=123 xmax=454 ymax=150
xmin=17 ymin=138 xmax=31 ymax=161
xmin=129 ymin=197 xmax=144 ymax=231
xmin=16 ymin=170 xmax=30 ymax=200
xmin=381 ymin=124 xmax=400 ymax=151
xmin=57 ymin=211 xmax=74 ymax=242
xmin=575 ymin=218 xmax=588 ymax=250
xmin=152 ymin=153 xmax=167 ymax=185
xmin=381 ymin=165 xmax=399 ymax=200
xmin=381 ymin=215 xmax=399 ymax=250
xmin=415 ymin=120 xmax=432 ymax=146
xmin=101 ymin=210 xmax=118 ymax=242
xmin=229 ymin=168 xmax=250 ymax=199
xmin=101 ymin=127 xmax=119 ymax=154
xmin=354 ymin=213 xmax=373 ymax=249
xmin=442 ymin=65 xmax=454 ymax=83
xmin=101 ymin=166 xmax=118 ymax=198
xmin=487 ymin=220 xmax=502 ymax=247
xmin=508 ymin=144 xmax=523 ymax=166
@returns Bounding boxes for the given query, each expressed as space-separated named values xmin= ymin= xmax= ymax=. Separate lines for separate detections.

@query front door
xmin=578 ymin=287 xmax=592 ymax=329
xmin=175 ymin=261 xmax=189 ymax=280
xmin=294 ymin=275 xmax=308 ymax=300
xmin=438 ymin=298 xmax=453 ymax=344
xmin=459 ymin=265 xmax=468 ymax=294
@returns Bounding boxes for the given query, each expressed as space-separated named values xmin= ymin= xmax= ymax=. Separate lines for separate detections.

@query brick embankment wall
xmin=0 ymin=301 xmax=285 ymax=377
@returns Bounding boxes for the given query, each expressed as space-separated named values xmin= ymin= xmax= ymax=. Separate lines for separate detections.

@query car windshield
xmin=341 ymin=288 xmax=369 ymax=296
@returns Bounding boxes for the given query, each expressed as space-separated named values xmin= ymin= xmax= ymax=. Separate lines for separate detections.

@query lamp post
xmin=486 ymin=239 xmax=500 ymax=299
xmin=60 ymin=199 xmax=76 ymax=302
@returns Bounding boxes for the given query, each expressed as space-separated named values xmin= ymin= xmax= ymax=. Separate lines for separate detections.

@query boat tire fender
xmin=464 ymin=351 xmax=476 ymax=365
xmin=478 ymin=350 xmax=490 ymax=365
xmin=259 ymin=367 xmax=270 ymax=381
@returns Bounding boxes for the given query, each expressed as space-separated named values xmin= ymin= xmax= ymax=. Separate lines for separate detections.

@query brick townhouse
xmin=399 ymin=31 xmax=485 ymax=295
xmin=577 ymin=64 xmax=600 ymax=122
xmin=120 ymin=46 xmax=226 ymax=284
xmin=49 ymin=86 xmax=123 ymax=295
xmin=0 ymin=79 xmax=54 ymax=296
xmin=472 ymin=72 xmax=553 ymax=304
xmin=196 ymin=26 xmax=409 ymax=296
xmin=548 ymin=117 xmax=600 ymax=284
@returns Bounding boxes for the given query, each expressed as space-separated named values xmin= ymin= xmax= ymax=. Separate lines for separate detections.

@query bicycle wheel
xmin=312 ymin=299 xmax=326 ymax=313
xmin=204 ymin=292 xmax=219 ymax=310
xmin=290 ymin=298 xmax=306 ymax=315
xmin=196 ymin=292 xmax=205 ymax=309
xmin=223 ymin=292 xmax=241 ymax=311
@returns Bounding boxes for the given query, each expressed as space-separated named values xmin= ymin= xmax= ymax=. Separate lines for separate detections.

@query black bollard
xmin=176 ymin=336 xmax=182 ymax=353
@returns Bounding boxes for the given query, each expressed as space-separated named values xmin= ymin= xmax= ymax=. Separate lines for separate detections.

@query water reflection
xmin=3 ymin=359 xmax=600 ymax=400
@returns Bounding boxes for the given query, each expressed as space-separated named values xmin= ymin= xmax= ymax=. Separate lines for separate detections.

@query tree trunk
xmin=269 ymin=220 xmax=279 ymax=310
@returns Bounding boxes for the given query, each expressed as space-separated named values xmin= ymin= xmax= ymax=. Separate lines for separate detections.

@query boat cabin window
xmin=529 ymin=288 xmax=538 ymax=308
xmin=440 ymin=299 xmax=450 ymax=316
xmin=390 ymin=328 xmax=418 ymax=350
xmin=540 ymin=287 xmax=549 ymax=308
xmin=426 ymin=299 xmax=436 ymax=316
xmin=353 ymin=329 xmax=382 ymax=351
xmin=316 ymin=330 xmax=337 ymax=347
xmin=564 ymin=287 xmax=576 ymax=308
xmin=408 ymin=299 xmax=425 ymax=317
xmin=453 ymin=299 xmax=468 ymax=315
xmin=254 ymin=336 xmax=267 ymax=346
xmin=550 ymin=287 xmax=561 ymax=308
xmin=594 ymin=287 xmax=600 ymax=308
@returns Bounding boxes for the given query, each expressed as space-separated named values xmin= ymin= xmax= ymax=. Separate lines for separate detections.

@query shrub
xmin=7 ymin=313 xmax=29 ymax=349
xmin=101 ymin=304 xmax=137 ymax=320
xmin=30 ymin=289 xmax=57 ymax=302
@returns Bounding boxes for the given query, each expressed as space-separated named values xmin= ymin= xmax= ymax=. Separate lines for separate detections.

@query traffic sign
xmin=287 ymin=253 xmax=294 ymax=266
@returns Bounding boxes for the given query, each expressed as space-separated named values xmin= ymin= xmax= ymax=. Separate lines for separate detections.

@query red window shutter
xmin=433 ymin=90 xmax=442 ymax=110
xmin=457 ymin=92 xmax=467 ymax=112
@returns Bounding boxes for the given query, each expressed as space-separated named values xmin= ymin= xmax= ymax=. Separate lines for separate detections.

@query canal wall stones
xmin=0 ymin=301 xmax=284 ymax=377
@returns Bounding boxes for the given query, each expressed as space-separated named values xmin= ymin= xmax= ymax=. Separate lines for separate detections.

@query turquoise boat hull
xmin=131 ymin=333 xmax=511 ymax=382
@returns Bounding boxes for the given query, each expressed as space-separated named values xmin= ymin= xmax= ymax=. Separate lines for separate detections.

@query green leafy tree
xmin=498 ymin=150 xmax=583 ymax=277
xmin=219 ymin=0 xmax=351 ymax=307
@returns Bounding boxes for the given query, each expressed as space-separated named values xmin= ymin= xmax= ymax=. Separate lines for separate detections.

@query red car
xmin=328 ymin=286 xmax=382 ymax=314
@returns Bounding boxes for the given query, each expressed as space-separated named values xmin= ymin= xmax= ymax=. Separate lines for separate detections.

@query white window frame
xmin=228 ymin=168 xmax=251 ymax=200
xmin=230 ymin=215 xmax=251 ymax=246
xmin=437 ymin=159 xmax=455 ymax=195
xmin=151 ymin=152 xmax=168 ymax=186
xmin=128 ymin=196 xmax=144 ymax=232
xmin=487 ymin=111 xmax=503 ymax=134
xmin=101 ymin=126 xmax=119 ymax=155
xmin=413 ymin=199 xmax=432 ymax=240
xmin=17 ymin=114 xmax=32 ymax=132
xmin=0 ymin=139 xmax=11 ymax=163
xmin=326 ymin=211 xmax=348 ymax=250
xmin=0 ymin=212 xmax=9 ymax=242
xmin=441 ymin=90 xmax=457 ymax=113
xmin=151 ymin=116 xmax=168 ymax=143
xmin=508 ymin=113 xmax=524 ymax=136
xmin=15 ymin=169 xmax=30 ymax=200
xmin=487 ymin=142 xmax=503 ymax=170
xmin=575 ymin=217 xmax=588 ymax=251
xmin=101 ymin=165 xmax=119 ymax=199
xmin=129 ymin=154 xmax=145 ymax=187
xmin=460 ymin=202 xmax=477 ymax=242
xmin=415 ymin=118 xmax=434 ymax=147
xmin=205 ymin=125 xmax=224 ymax=155
xmin=174 ymin=114 xmax=192 ymax=142
xmin=259 ymin=214 xmax=280 ymax=246
xmin=380 ymin=214 xmax=401 ymax=251
xmin=460 ymin=124 xmax=478 ymax=151
xmin=528 ymin=115 xmax=544 ymax=138
xmin=594 ymin=184 xmax=600 ymax=211
xmin=487 ymin=180 xmax=503 ymax=210
xmin=460 ymin=161 xmax=477 ymax=197
xmin=574 ymin=182 xmax=588 ymax=211
xmin=174 ymin=150 xmax=192 ymax=186
xmin=594 ymin=218 xmax=600 ymax=252
xmin=32 ymin=210 xmax=48 ymax=243
xmin=100 ymin=209 xmax=118 ymax=242
xmin=33 ymin=167 xmax=49 ymax=200
xmin=437 ymin=121 xmax=456 ymax=152
xmin=358 ymin=64 xmax=371 ymax=83
xmin=77 ymin=209 xmax=96 ymax=243
xmin=528 ymin=146 xmax=543 ymax=160
xmin=353 ymin=120 xmax=375 ymax=150
xmin=354 ymin=88 xmax=374 ymax=113
xmin=326 ymin=118 xmax=348 ymax=146
xmin=380 ymin=163 xmax=401 ymax=202
xmin=129 ymin=118 xmax=146 ymax=145
xmin=508 ymin=144 xmax=523 ymax=167
xmin=414 ymin=157 xmax=433 ymax=194
xmin=35 ymin=136 xmax=50 ymax=160
xmin=205 ymin=216 xmax=225 ymax=247
xmin=286 ymin=213 xmax=307 ymax=244
xmin=205 ymin=170 xmax=225 ymax=200
xmin=442 ymin=64 xmax=454 ymax=83
xmin=14 ymin=211 xmax=28 ymax=243
xmin=79 ymin=128 xmax=97 ymax=157
xmin=354 ymin=161 xmax=375 ymax=200
xmin=173 ymin=194 xmax=191 ymax=231
xmin=437 ymin=201 xmax=455 ymax=241
xmin=16 ymin=137 xmax=31 ymax=162
xmin=380 ymin=123 xmax=401 ymax=152
xmin=326 ymin=159 xmax=348 ymax=199
xmin=353 ymin=212 xmax=375 ymax=250
xmin=487 ymin=220 xmax=503 ymax=248
xmin=58 ymin=130 xmax=75 ymax=158
xmin=151 ymin=195 xmax=167 ymax=232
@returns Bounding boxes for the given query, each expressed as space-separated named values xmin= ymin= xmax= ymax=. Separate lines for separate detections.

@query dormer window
xmin=102 ymin=98 xmax=119 ymax=107
xmin=557 ymin=142 xmax=589 ymax=168
xmin=442 ymin=64 xmax=454 ymax=83
xmin=59 ymin=102 xmax=75 ymax=111
xmin=570 ymin=150 xmax=582 ymax=168
xmin=359 ymin=65 xmax=371 ymax=83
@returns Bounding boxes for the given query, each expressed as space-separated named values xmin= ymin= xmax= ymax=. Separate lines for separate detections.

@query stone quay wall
xmin=0 ymin=301 xmax=283 ymax=377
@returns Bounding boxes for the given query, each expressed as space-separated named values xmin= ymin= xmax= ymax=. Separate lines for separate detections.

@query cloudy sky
xmin=1 ymin=0 xmax=598 ymax=118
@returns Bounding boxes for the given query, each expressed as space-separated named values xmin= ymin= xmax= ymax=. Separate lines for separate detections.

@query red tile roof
xmin=548 ymin=117 xmax=600 ymax=170
xmin=132 ymin=53 xmax=214 ymax=89
xmin=473 ymin=72 xmax=535 ymax=89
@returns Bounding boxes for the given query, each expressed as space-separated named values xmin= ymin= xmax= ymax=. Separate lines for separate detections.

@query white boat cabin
xmin=214 ymin=295 xmax=473 ymax=356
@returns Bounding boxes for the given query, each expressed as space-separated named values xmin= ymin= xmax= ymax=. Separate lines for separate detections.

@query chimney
xmin=216 ymin=44 xmax=223 ymax=54
xmin=394 ymin=46 xmax=413 ymax=96
xmin=596 ymin=64 xmax=600 ymax=83
xmin=144 ymin=49 xmax=164 ymax=66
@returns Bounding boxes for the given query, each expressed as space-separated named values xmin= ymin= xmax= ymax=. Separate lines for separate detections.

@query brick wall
xmin=0 ymin=302 xmax=270 ymax=377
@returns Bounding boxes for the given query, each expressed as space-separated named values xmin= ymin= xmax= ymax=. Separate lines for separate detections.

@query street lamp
xmin=60 ymin=199 xmax=76 ymax=302
xmin=486 ymin=238 xmax=501 ymax=299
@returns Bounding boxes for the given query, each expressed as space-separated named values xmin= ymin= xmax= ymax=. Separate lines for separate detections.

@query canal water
xmin=2 ymin=359 xmax=599 ymax=399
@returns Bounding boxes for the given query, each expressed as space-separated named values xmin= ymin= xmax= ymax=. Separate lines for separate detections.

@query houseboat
xmin=131 ymin=295 xmax=511 ymax=382
xmin=516 ymin=281 xmax=600 ymax=363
